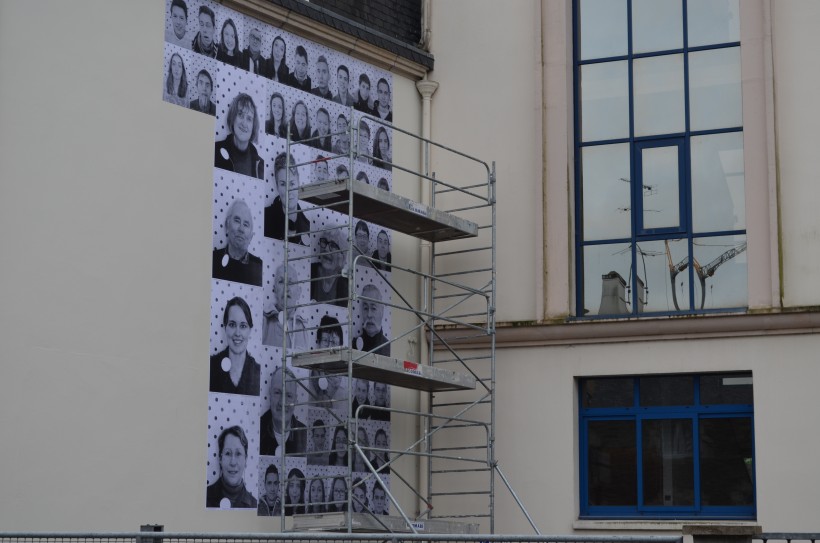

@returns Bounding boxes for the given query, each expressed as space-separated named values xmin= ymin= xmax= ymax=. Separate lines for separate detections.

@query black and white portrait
xmin=167 ymin=0 xmax=396 ymax=514
xmin=212 ymin=197 xmax=263 ymax=287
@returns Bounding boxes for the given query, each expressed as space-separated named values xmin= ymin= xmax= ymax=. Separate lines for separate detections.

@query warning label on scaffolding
xmin=410 ymin=521 xmax=425 ymax=531
xmin=403 ymin=361 xmax=422 ymax=376
xmin=408 ymin=202 xmax=428 ymax=216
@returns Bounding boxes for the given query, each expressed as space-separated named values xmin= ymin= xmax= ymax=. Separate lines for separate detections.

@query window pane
xmin=692 ymin=235 xmax=747 ymax=309
xmin=640 ymin=376 xmax=694 ymax=406
xmin=691 ymin=132 xmax=745 ymax=233
xmin=632 ymin=0 xmax=682 ymax=54
xmin=688 ymin=0 xmax=740 ymax=48
xmin=636 ymin=239 xmax=690 ymax=312
xmin=640 ymin=146 xmax=680 ymax=230
xmin=583 ymin=243 xmax=632 ymax=316
xmin=701 ymin=373 xmax=753 ymax=405
xmin=580 ymin=0 xmax=628 ymax=60
xmin=634 ymin=54 xmax=685 ymax=136
xmin=581 ymin=61 xmax=630 ymax=142
xmin=689 ymin=47 xmax=742 ymax=131
xmin=582 ymin=144 xmax=631 ymax=240
xmin=582 ymin=378 xmax=634 ymax=408
xmin=700 ymin=417 xmax=754 ymax=506
xmin=642 ymin=419 xmax=694 ymax=506
xmin=588 ymin=420 xmax=637 ymax=506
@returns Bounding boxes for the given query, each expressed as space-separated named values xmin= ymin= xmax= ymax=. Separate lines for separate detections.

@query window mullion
xmin=636 ymin=414 xmax=645 ymax=511
xmin=693 ymin=413 xmax=702 ymax=512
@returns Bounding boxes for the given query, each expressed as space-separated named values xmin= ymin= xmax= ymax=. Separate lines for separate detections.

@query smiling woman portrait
xmin=209 ymin=296 xmax=261 ymax=396
xmin=206 ymin=425 xmax=258 ymax=508
xmin=215 ymin=93 xmax=265 ymax=179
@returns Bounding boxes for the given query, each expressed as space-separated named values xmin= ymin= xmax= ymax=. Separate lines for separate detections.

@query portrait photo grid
xmin=163 ymin=0 xmax=395 ymax=517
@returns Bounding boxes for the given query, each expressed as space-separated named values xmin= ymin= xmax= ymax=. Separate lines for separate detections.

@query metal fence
xmin=0 ymin=532 xmax=685 ymax=543
xmin=2 ymin=531 xmax=818 ymax=543
xmin=757 ymin=536 xmax=820 ymax=543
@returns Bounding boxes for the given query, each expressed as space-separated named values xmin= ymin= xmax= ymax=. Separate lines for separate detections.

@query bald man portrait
xmin=212 ymin=199 xmax=263 ymax=287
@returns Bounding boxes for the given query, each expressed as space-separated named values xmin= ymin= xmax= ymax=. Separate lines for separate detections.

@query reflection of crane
xmin=666 ymin=243 xmax=690 ymax=311
xmin=620 ymin=177 xmax=657 ymax=195
xmin=665 ymin=241 xmax=747 ymax=310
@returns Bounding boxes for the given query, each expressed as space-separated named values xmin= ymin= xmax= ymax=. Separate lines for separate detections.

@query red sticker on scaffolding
xmin=404 ymin=361 xmax=422 ymax=376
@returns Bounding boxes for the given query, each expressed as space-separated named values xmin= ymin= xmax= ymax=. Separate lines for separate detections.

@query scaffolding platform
xmin=292 ymin=349 xmax=476 ymax=392
xmin=299 ymin=178 xmax=479 ymax=242
xmin=292 ymin=512 xmax=480 ymax=534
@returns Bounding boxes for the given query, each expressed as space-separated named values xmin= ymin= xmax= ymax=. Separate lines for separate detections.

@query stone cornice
xmin=433 ymin=310 xmax=820 ymax=349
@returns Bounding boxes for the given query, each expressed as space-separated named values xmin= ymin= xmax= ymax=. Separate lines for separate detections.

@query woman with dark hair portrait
xmin=288 ymin=100 xmax=311 ymax=143
xmin=306 ymin=478 xmax=327 ymax=513
xmin=265 ymin=92 xmax=287 ymax=138
xmin=351 ymin=477 xmax=369 ymax=513
xmin=164 ymin=52 xmax=188 ymax=107
xmin=215 ymin=93 xmax=265 ymax=179
xmin=328 ymin=476 xmax=347 ymax=512
xmin=372 ymin=126 xmax=392 ymax=171
xmin=206 ymin=425 xmax=258 ymax=508
xmin=216 ymin=18 xmax=240 ymax=66
xmin=285 ymin=468 xmax=306 ymax=515
xmin=209 ymin=296 xmax=261 ymax=396
xmin=264 ymin=35 xmax=288 ymax=83
xmin=328 ymin=426 xmax=348 ymax=466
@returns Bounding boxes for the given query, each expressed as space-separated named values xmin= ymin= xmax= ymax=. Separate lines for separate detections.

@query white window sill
xmin=573 ymin=520 xmax=760 ymax=532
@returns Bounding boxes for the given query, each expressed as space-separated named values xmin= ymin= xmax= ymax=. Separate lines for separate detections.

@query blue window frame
xmin=574 ymin=0 xmax=748 ymax=318
xmin=579 ymin=373 xmax=755 ymax=519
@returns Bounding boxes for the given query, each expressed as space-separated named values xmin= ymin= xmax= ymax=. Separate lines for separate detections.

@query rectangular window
xmin=579 ymin=373 xmax=755 ymax=519
xmin=574 ymin=0 xmax=747 ymax=317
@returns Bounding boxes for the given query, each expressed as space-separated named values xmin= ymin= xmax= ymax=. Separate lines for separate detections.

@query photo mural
xmin=162 ymin=0 xmax=394 ymax=516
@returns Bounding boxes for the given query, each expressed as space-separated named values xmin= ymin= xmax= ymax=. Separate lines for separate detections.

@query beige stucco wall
xmin=3 ymin=0 xmax=820 ymax=536
xmin=0 ymin=0 xmax=422 ymax=531
xmin=428 ymin=0 xmax=545 ymax=323
xmin=488 ymin=334 xmax=820 ymax=534
xmin=771 ymin=1 xmax=820 ymax=308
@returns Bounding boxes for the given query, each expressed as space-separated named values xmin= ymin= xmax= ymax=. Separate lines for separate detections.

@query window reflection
xmin=583 ymin=243 xmax=632 ymax=316
xmin=691 ymin=132 xmax=745 ymax=233
xmin=588 ymin=420 xmax=637 ymax=506
xmin=640 ymin=145 xmax=680 ymax=231
xmin=632 ymin=0 xmax=682 ymax=54
xmin=580 ymin=0 xmax=628 ymax=60
xmin=582 ymin=144 xmax=631 ymax=241
xmin=700 ymin=417 xmax=754 ymax=506
xmin=642 ymin=419 xmax=694 ymax=506
xmin=634 ymin=54 xmax=685 ymax=137
xmin=636 ymin=239 xmax=689 ymax=312
xmin=700 ymin=373 xmax=753 ymax=405
xmin=692 ymin=235 xmax=747 ymax=309
xmin=581 ymin=61 xmax=629 ymax=142
xmin=689 ymin=47 xmax=742 ymax=131
xmin=688 ymin=0 xmax=740 ymax=48
xmin=582 ymin=378 xmax=633 ymax=408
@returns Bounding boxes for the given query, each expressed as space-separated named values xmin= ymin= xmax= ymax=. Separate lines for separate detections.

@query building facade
xmin=1 ymin=0 xmax=819 ymax=536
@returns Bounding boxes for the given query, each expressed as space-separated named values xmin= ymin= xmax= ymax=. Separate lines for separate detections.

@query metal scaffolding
xmin=272 ymin=112 xmax=510 ymax=534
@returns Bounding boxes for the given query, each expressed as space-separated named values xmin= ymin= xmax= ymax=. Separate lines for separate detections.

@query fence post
xmin=138 ymin=524 xmax=164 ymax=543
